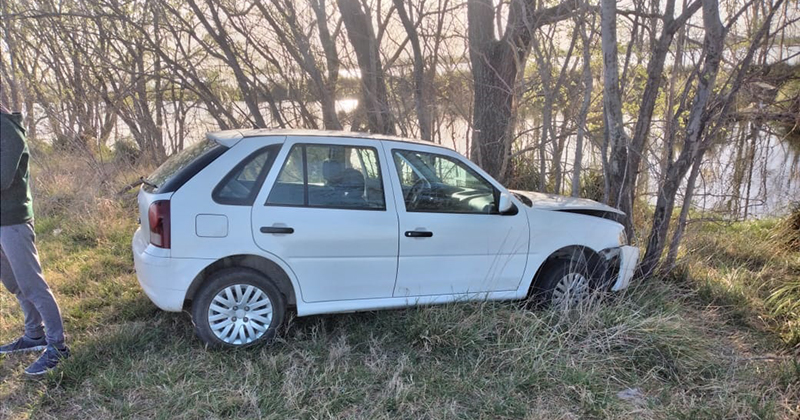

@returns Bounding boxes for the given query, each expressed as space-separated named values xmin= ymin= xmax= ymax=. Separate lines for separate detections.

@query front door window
xmin=392 ymin=149 xmax=497 ymax=213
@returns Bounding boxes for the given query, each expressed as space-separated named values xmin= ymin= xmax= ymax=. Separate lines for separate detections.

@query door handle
xmin=260 ymin=226 xmax=294 ymax=234
xmin=405 ymin=230 xmax=433 ymax=238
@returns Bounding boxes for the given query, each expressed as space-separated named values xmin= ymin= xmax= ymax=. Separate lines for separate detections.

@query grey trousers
xmin=0 ymin=222 xmax=65 ymax=347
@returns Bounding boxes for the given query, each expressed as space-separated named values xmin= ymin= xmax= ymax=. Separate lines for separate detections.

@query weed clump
xmin=780 ymin=204 xmax=800 ymax=251
xmin=113 ymin=138 xmax=142 ymax=165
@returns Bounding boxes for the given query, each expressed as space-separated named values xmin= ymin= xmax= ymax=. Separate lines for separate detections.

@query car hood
xmin=510 ymin=190 xmax=626 ymax=216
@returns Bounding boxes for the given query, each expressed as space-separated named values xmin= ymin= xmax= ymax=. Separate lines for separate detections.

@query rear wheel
xmin=192 ymin=268 xmax=285 ymax=348
xmin=532 ymin=253 xmax=595 ymax=309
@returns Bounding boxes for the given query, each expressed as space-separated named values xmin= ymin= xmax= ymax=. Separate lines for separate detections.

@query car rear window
xmin=145 ymin=139 xmax=226 ymax=193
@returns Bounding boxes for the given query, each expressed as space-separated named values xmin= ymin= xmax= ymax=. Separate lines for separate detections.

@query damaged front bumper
xmin=599 ymin=245 xmax=640 ymax=291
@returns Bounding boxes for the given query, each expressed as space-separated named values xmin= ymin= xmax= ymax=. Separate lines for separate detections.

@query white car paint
xmin=251 ymin=136 xmax=400 ymax=302
xmin=383 ymin=140 xmax=531 ymax=297
xmin=511 ymin=190 xmax=625 ymax=216
xmin=132 ymin=129 xmax=640 ymax=318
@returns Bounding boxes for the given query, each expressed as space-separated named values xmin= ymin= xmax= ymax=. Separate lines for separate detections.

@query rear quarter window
xmin=145 ymin=139 xmax=226 ymax=193
xmin=213 ymin=145 xmax=281 ymax=205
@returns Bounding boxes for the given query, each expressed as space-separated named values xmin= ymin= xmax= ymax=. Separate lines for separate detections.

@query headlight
xmin=619 ymin=230 xmax=628 ymax=245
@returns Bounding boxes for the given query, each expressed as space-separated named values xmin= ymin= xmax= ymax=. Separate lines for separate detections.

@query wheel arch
xmin=527 ymin=245 xmax=605 ymax=297
xmin=184 ymin=254 xmax=298 ymax=310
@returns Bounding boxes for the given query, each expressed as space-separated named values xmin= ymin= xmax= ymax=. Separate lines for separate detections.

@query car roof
xmin=206 ymin=128 xmax=456 ymax=151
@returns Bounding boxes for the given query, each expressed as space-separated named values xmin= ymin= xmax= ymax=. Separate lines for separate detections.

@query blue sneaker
xmin=0 ymin=335 xmax=47 ymax=355
xmin=24 ymin=345 xmax=70 ymax=376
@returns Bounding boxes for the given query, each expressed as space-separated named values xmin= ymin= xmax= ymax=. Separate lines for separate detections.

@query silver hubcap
xmin=208 ymin=284 xmax=273 ymax=345
xmin=552 ymin=273 xmax=590 ymax=308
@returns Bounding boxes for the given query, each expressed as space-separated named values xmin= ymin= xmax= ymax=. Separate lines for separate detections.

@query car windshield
xmin=145 ymin=139 xmax=222 ymax=192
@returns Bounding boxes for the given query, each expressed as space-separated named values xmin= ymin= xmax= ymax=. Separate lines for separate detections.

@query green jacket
xmin=0 ymin=112 xmax=34 ymax=226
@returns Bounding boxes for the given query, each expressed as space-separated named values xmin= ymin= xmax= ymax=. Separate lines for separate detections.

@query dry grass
xmin=677 ymin=214 xmax=800 ymax=351
xmin=0 ymin=152 xmax=798 ymax=419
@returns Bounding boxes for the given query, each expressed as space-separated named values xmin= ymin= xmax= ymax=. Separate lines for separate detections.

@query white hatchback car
xmin=132 ymin=130 xmax=639 ymax=348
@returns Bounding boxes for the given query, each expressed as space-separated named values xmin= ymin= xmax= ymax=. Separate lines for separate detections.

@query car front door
xmin=385 ymin=144 xmax=530 ymax=297
xmin=251 ymin=137 xmax=399 ymax=303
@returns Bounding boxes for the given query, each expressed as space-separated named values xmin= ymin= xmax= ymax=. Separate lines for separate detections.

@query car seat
xmin=323 ymin=160 xmax=366 ymax=206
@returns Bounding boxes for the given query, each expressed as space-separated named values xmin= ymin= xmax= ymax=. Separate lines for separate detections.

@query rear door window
xmin=266 ymin=144 xmax=385 ymax=210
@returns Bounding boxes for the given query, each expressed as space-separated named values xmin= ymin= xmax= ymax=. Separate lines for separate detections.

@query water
xmin=31 ymin=100 xmax=800 ymax=218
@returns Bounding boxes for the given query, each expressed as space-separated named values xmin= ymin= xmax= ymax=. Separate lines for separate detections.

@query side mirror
xmin=498 ymin=192 xmax=515 ymax=214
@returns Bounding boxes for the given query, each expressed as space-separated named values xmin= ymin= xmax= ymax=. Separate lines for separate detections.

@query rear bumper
xmin=600 ymin=245 xmax=640 ymax=292
xmin=132 ymin=227 xmax=211 ymax=312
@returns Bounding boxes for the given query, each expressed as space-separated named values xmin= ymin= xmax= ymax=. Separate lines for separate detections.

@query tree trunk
xmin=393 ymin=0 xmax=431 ymax=140
xmin=257 ymin=0 xmax=342 ymax=130
xmin=468 ymin=0 xmax=582 ymax=181
xmin=572 ymin=17 xmax=593 ymax=197
xmin=660 ymin=0 xmax=687 ymax=191
xmin=188 ymin=0 xmax=267 ymax=129
xmin=549 ymin=27 xmax=578 ymax=194
xmin=664 ymin=149 xmax=703 ymax=269
xmin=153 ymin=4 xmax=166 ymax=159
xmin=623 ymin=0 xmax=700 ymax=224
xmin=604 ymin=0 xmax=701 ymax=240
xmin=639 ymin=0 xmax=725 ymax=276
xmin=337 ymin=0 xmax=396 ymax=135
xmin=0 ymin=0 xmax=21 ymax=111
xmin=311 ymin=0 xmax=343 ymax=131
xmin=532 ymin=36 xmax=553 ymax=190
xmin=601 ymin=0 xmax=631 ymax=226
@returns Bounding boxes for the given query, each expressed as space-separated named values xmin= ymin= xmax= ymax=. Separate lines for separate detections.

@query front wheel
xmin=192 ymin=268 xmax=286 ymax=348
xmin=532 ymin=254 xmax=596 ymax=310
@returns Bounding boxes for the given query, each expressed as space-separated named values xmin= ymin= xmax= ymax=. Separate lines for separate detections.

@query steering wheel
xmin=405 ymin=178 xmax=431 ymax=209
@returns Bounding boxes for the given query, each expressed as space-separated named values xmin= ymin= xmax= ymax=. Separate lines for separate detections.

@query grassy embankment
xmin=0 ymin=151 xmax=798 ymax=419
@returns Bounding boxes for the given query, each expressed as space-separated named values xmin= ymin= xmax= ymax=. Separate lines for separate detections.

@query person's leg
xmin=0 ymin=240 xmax=46 ymax=340
xmin=0 ymin=223 xmax=65 ymax=348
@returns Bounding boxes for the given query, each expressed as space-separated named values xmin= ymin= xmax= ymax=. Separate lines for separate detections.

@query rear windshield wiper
xmin=116 ymin=177 xmax=159 ymax=196
xmin=140 ymin=177 xmax=159 ymax=189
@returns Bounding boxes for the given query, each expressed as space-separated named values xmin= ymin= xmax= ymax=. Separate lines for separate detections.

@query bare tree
xmin=393 ymin=0 xmax=431 ymax=140
xmin=467 ymin=0 xmax=582 ymax=181
xmin=337 ymin=0 xmax=396 ymax=134
xmin=639 ymin=0 xmax=786 ymax=276
xmin=571 ymin=14 xmax=595 ymax=197
xmin=604 ymin=0 xmax=702 ymax=237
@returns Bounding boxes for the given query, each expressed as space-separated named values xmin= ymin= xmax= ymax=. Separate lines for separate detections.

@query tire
xmin=192 ymin=268 xmax=286 ymax=348
xmin=531 ymin=252 xmax=595 ymax=309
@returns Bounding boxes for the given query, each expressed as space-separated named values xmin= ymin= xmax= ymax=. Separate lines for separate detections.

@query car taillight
xmin=148 ymin=200 xmax=171 ymax=248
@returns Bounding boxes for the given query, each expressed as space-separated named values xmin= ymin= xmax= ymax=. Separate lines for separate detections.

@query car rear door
xmin=384 ymin=143 xmax=530 ymax=297
xmin=251 ymin=136 xmax=400 ymax=303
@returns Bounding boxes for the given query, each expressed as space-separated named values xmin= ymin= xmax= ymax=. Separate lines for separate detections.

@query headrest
xmin=322 ymin=160 xmax=343 ymax=181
